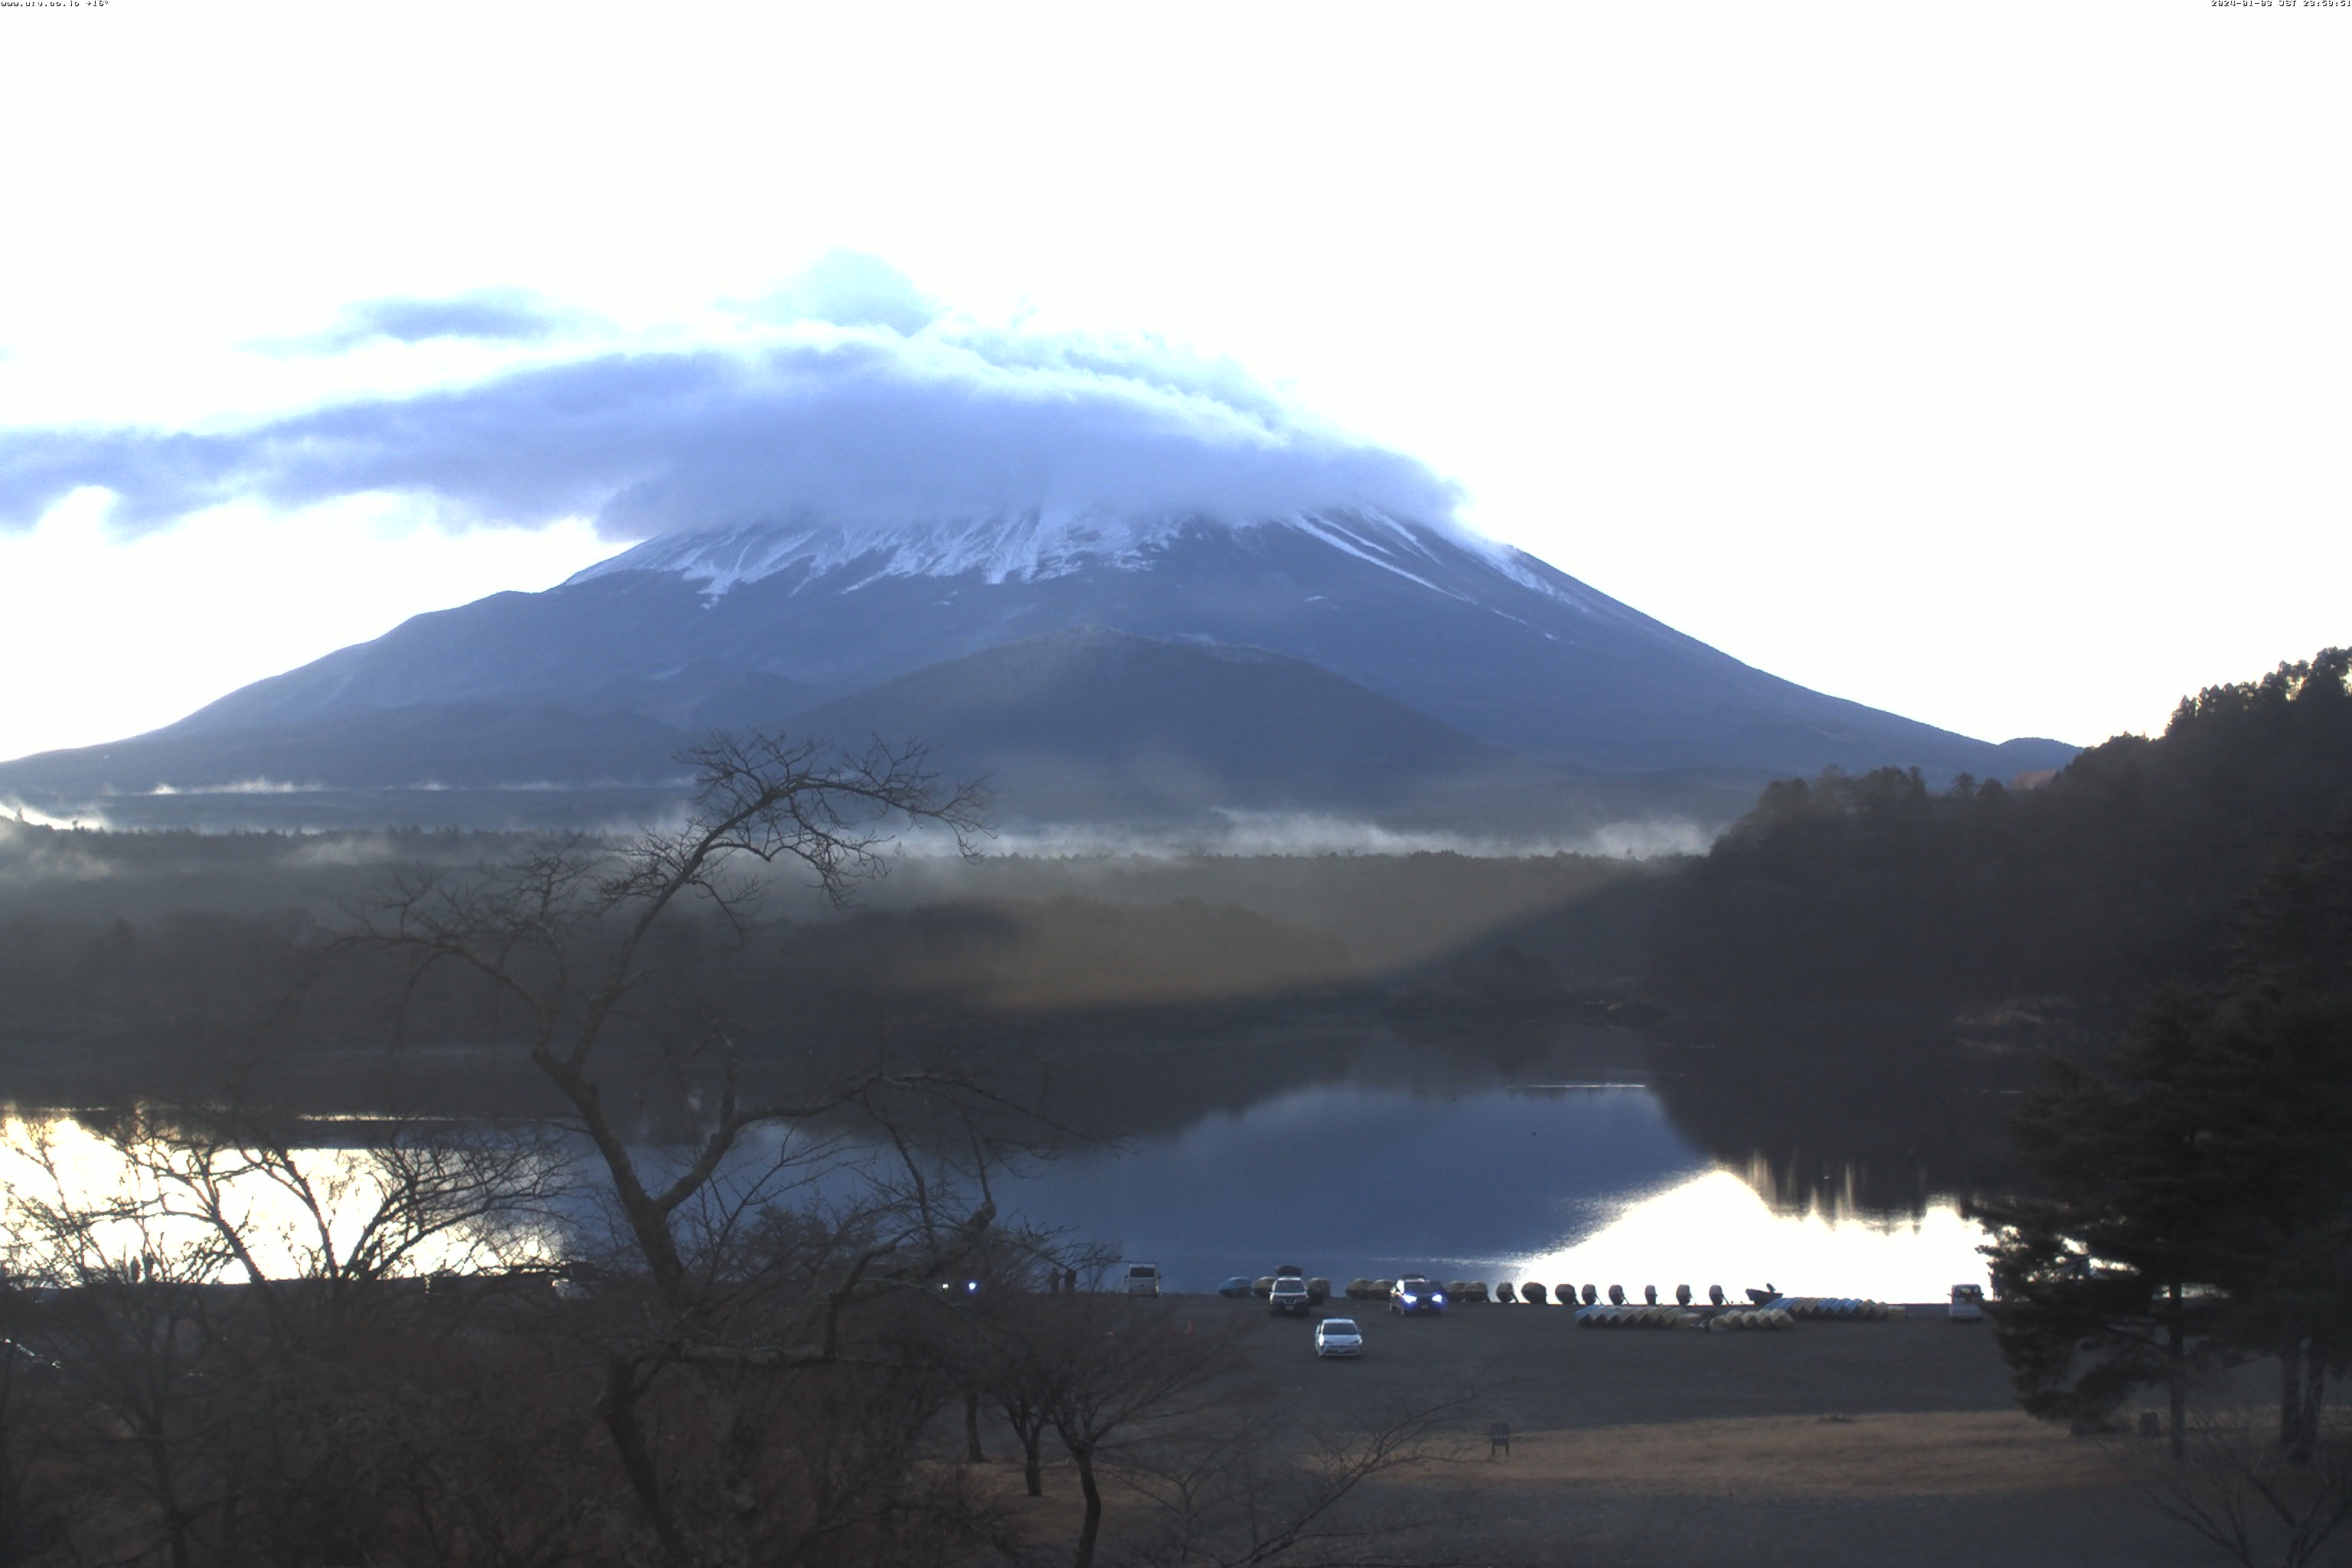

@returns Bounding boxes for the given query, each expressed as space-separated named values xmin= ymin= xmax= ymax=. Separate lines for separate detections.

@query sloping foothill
xmin=0 ymin=629 xmax=1766 ymax=840
xmin=1642 ymin=648 xmax=2352 ymax=1015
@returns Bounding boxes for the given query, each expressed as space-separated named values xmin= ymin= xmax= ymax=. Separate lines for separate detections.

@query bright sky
xmin=1 ymin=2 xmax=2346 ymax=766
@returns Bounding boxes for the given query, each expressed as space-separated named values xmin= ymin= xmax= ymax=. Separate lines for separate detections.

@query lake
xmin=3 ymin=1021 xmax=2013 ymax=1304
xmin=972 ymin=1076 xmax=1993 ymax=1302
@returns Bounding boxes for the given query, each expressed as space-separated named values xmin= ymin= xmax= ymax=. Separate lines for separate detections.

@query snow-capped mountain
xmin=0 ymin=508 xmax=2073 ymax=828
xmin=565 ymin=508 xmax=1612 ymax=616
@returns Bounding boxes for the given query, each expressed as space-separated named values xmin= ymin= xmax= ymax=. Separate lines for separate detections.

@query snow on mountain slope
xmin=570 ymin=509 xmax=1191 ymax=593
xmin=0 ymin=505 xmax=2075 ymax=805
xmin=565 ymin=505 xmax=1623 ymax=621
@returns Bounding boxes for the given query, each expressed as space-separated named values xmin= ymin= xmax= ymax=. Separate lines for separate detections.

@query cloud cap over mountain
xmin=0 ymin=256 xmax=1459 ymax=542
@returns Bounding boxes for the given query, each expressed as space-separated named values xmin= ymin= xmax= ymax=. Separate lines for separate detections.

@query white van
xmin=1125 ymin=1263 xmax=1162 ymax=1298
xmin=1949 ymin=1283 xmax=1984 ymax=1321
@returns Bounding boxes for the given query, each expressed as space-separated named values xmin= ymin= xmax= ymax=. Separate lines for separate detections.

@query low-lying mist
xmin=0 ymin=814 xmax=1681 ymax=1112
xmin=893 ymin=809 xmax=1715 ymax=861
xmin=0 ymin=809 xmax=1700 ymax=986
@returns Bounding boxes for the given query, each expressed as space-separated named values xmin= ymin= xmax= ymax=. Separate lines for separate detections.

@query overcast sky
xmin=1 ymin=2 xmax=2345 ymax=766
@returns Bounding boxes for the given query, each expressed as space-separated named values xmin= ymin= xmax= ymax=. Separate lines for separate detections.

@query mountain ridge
xmin=0 ymin=508 xmax=2076 ymax=830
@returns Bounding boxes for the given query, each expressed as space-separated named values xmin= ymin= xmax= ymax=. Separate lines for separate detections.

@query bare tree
xmin=0 ymin=733 xmax=1020 ymax=1566
xmin=339 ymin=731 xmax=1031 ymax=1566
xmin=0 ymin=1318 xmax=74 ymax=1565
xmin=93 ymin=1102 xmax=570 ymax=1332
xmin=1121 ymin=1391 xmax=1481 ymax=1568
xmin=349 ymin=733 xmax=990 ymax=1298
xmin=964 ymin=1289 xmax=1480 ymax=1568
xmin=929 ymin=1233 xmax=1117 ymax=1498
xmin=2 ymin=1123 xmax=243 ymax=1568
xmin=2 ymin=1102 xmax=596 ymax=1568
xmin=2119 ymin=1399 xmax=2352 ymax=1568
xmin=1020 ymin=1295 xmax=1234 ymax=1568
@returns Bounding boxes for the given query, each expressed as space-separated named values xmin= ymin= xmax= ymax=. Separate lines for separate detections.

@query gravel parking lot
xmin=1178 ymin=1294 xmax=2194 ymax=1568
xmin=1216 ymin=1293 xmax=2015 ymax=1426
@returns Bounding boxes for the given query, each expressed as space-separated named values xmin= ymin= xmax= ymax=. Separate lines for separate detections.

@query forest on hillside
xmin=1645 ymin=649 xmax=2352 ymax=1008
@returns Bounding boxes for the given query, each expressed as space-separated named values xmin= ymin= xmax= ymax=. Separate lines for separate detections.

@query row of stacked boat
xmin=1576 ymin=1304 xmax=1796 ymax=1330
xmin=1339 ymin=1280 xmax=1762 ymax=1306
xmin=1776 ymin=1297 xmax=1904 ymax=1321
xmin=1573 ymin=1297 xmax=1905 ymax=1328
xmin=1321 ymin=1279 xmax=1910 ymax=1328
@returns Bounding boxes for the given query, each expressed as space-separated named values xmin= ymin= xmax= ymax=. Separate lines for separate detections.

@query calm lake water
xmin=5 ymin=1028 xmax=2005 ymax=1304
xmin=977 ymin=1077 xmax=1991 ymax=1302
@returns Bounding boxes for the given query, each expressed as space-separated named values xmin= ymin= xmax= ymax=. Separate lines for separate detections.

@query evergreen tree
xmin=2199 ymin=798 xmax=2352 ymax=1461
xmin=1977 ymin=994 xmax=2234 ymax=1459
xmin=1650 ymin=647 xmax=2352 ymax=1004
xmin=1978 ymin=796 xmax=2352 ymax=1461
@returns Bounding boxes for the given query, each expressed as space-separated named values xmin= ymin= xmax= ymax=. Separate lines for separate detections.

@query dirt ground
xmin=1118 ymin=1295 xmax=2203 ymax=1567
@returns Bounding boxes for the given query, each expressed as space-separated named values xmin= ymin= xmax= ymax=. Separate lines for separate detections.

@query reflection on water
xmin=0 ymin=1114 xmax=559 ymax=1282
xmin=1645 ymin=1017 xmax=2031 ymax=1220
xmin=1514 ymin=1170 xmax=1989 ymax=1305
xmin=5 ymin=1024 xmax=2009 ymax=1303
xmin=980 ymin=1079 xmax=1992 ymax=1298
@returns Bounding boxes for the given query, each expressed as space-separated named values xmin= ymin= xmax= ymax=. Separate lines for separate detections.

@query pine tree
xmin=2199 ymin=799 xmax=2352 ymax=1461
xmin=1978 ymin=795 xmax=2352 ymax=1462
xmin=1977 ymin=994 xmax=2234 ymax=1458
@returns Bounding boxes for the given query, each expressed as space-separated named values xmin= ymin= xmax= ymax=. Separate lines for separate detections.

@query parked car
xmin=1949 ymin=1283 xmax=1984 ymax=1321
xmin=1217 ymin=1275 xmax=1255 ymax=1298
xmin=1124 ymin=1263 xmax=1162 ymax=1298
xmin=1313 ymin=1318 xmax=1364 ymax=1358
xmin=1389 ymin=1275 xmax=1446 ymax=1315
xmin=1269 ymin=1266 xmax=1312 ymax=1316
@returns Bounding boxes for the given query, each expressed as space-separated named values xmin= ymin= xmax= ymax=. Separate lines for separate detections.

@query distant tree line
xmin=0 ymin=815 xmax=1666 ymax=1110
xmin=1646 ymin=649 xmax=2352 ymax=1008
xmin=0 ymin=871 xmax=1357 ymax=1106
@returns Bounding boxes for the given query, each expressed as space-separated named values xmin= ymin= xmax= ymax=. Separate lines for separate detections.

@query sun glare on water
xmin=1515 ymin=1168 xmax=1991 ymax=1304
xmin=0 ymin=1115 xmax=559 ymax=1283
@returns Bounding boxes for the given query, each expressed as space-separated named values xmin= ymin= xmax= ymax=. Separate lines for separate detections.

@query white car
xmin=1949 ymin=1283 xmax=1984 ymax=1321
xmin=1124 ymin=1263 xmax=1162 ymax=1298
xmin=1313 ymin=1318 xmax=1364 ymax=1358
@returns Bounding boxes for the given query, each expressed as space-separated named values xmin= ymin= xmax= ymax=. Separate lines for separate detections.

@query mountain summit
xmin=0 ymin=508 xmax=2073 ymax=831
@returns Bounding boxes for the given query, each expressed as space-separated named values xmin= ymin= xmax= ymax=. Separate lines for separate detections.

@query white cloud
xmin=0 ymin=266 xmax=1459 ymax=545
xmin=0 ymin=2 xmax=2344 ymax=756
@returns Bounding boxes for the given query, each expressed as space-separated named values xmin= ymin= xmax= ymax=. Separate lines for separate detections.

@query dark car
xmin=1269 ymin=1268 xmax=1312 ymax=1316
xmin=1388 ymin=1275 xmax=1447 ymax=1315
xmin=1217 ymin=1276 xmax=1255 ymax=1298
